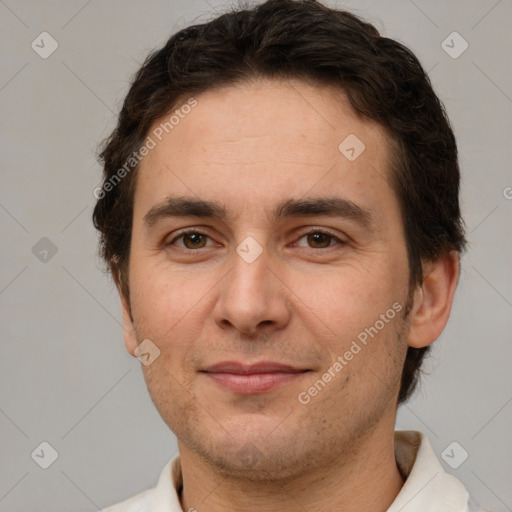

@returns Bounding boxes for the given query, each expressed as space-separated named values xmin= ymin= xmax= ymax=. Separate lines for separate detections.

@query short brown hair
xmin=93 ymin=0 xmax=467 ymax=405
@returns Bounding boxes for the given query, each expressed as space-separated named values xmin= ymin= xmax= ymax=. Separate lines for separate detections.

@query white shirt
xmin=102 ymin=430 xmax=488 ymax=512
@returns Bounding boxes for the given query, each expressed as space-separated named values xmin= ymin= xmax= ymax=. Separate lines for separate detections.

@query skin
xmin=117 ymin=78 xmax=459 ymax=512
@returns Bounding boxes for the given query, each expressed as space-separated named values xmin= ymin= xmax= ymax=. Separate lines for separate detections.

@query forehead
xmin=134 ymin=78 xmax=395 ymax=223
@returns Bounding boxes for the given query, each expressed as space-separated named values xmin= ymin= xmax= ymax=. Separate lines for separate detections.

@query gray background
xmin=1 ymin=0 xmax=511 ymax=511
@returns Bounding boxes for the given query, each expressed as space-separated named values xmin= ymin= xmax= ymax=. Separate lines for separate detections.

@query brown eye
xmin=169 ymin=230 xmax=214 ymax=250
xmin=182 ymin=233 xmax=207 ymax=249
xmin=306 ymin=232 xmax=333 ymax=248
xmin=294 ymin=230 xmax=343 ymax=249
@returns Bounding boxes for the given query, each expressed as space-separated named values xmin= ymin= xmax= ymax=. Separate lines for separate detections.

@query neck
xmin=178 ymin=420 xmax=404 ymax=512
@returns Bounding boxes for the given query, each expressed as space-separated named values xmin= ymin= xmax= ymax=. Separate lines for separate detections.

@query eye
xmin=167 ymin=228 xmax=346 ymax=252
xmin=293 ymin=230 xmax=345 ymax=249
xmin=168 ymin=230 xmax=215 ymax=250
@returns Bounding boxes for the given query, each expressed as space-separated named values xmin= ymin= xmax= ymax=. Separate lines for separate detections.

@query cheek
xmin=128 ymin=260 xmax=199 ymax=343
xmin=291 ymin=265 xmax=395 ymax=341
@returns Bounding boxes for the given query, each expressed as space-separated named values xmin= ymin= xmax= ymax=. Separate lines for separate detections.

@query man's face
xmin=122 ymin=79 xmax=413 ymax=478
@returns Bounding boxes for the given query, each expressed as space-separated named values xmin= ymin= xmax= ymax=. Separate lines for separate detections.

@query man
xmin=93 ymin=1 xmax=486 ymax=510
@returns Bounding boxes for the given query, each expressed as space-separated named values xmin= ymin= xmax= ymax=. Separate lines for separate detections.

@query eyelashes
xmin=167 ymin=228 xmax=346 ymax=252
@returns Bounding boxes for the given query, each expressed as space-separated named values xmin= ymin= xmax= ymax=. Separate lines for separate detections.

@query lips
xmin=202 ymin=361 xmax=307 ymax=374
xmin=200 ymin=361 xmax=310 ymax=394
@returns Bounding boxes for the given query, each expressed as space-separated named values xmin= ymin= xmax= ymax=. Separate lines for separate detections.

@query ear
xmin=111 ymin=259 xmax=138 ymax=357
xmin=120 ymin=293 xmax=138 ymax=357
xmin=407 ymin=251 xmax=460 ymax=349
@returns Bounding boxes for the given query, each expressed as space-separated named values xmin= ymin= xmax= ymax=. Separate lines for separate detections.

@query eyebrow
xmin=143 ymin=195 xmax=374 ymax=230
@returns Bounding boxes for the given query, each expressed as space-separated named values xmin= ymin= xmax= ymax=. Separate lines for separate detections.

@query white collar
xmin=103 ymin=430 xmax=484 ymax=511
xmin=389 ymin=430 xmax=474 ymax=511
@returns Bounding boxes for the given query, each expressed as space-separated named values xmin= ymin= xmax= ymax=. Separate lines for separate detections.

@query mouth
xmin=200 ymin=361 xmax=311 ymax=394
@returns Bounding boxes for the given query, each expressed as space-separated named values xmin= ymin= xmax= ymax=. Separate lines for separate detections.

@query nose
xmin=212 ymin=240 xmax=291 ymax=337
